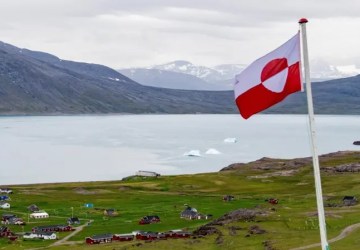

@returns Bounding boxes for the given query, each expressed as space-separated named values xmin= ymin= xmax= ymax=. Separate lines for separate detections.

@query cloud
xmin=1 ymin=0 xmax=360 ymax=68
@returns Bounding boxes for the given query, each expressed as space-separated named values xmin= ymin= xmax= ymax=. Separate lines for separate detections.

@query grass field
xmin=1 ymin=151 xmax=360 ymax=249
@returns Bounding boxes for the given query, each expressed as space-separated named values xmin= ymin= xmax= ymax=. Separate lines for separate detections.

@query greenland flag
xmin=234 ymin=32 xmax=302 ymax=119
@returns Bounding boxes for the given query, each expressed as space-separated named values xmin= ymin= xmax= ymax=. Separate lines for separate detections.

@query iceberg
xmin=224 ymin=137 xmax=237 ymax=143
xmin=184 ymin=150 xmax=201 ymax=157
xmin=205 ymin=148 xmax=221 ymax=155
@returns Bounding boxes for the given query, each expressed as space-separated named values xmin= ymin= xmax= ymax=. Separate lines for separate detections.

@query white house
xmin=136 ymin=170 xmax=160 ymax=177
xmin=0 ymin=188 xmax=13 ymax=194
xmin=30 ymin=211 xmax=49 ymax=219
xmin=23 ymin=231 xmax=57 ymax=240
xmin=0 ymin=202 xmax=10 ymax=209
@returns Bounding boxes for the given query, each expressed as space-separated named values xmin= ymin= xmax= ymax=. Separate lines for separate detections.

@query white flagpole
xmin=299 ymin=18 xmax=329 ymax=250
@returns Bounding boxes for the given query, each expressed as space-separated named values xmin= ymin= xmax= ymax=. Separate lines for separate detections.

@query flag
xmin=234 ymin=32 xmax=302 ymax=119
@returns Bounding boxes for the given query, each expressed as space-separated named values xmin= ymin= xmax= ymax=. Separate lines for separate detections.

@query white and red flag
xmin=234 ymin=32 xmax=302 ymax=119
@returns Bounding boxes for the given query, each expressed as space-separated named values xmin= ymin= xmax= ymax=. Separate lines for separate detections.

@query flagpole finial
xmin=298 ymin=18 xmax=308 ymax=24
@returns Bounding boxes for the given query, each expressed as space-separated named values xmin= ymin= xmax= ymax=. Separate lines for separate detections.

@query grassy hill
xmin=1 ymin=151 xmax=360 ymax=249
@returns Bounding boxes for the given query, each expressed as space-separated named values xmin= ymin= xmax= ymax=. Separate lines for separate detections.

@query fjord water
xmin=1 ymin=114 xmax=359 ymax=185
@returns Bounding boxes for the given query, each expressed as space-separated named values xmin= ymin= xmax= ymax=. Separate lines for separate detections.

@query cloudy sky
xmin=1 ymin=0 xmax=360 ymax=69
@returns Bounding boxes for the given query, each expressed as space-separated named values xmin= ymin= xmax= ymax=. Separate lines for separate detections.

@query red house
xmin=32 ymin=225 xmax=73 ymax=232
xmin=0 ymin=226 xmax=12 ymax=237
xmin=112 ymin=234 xmax=134 ymax=241
xmin=85 ymin=234 xmax=113 ymax=244
xmin=138 ymin=215 xmax=160 ymax=225
xmin=135 ymin=231 xmax=162 ymax=240
xmin=164 ymin=230 xmax=191 ymax=238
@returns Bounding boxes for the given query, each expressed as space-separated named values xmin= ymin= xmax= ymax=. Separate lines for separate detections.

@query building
xmin=139 ymin=215 xmax=160 ymax=225
xmin=32 ymin=225 xmax=73 ymax=232
xmin=164 ymin=230 xmax=192 ymax=238
xmin=84 ymin=203 xmax=94 ymax=208
xmin=27 ymin=204 xmax=40 ymax=212
xmin=223 ymin=195 xmax=235 ymax=202
xmin=0 ymin=226 xmax=12 ymax=237
xmin=67 ymin=217 xmax=80 ymax=225
xmin=180 ymin=206 xmax=199 ymax=220
xmin=85 ymin=233 xmax=113 ymax=244
xmin=180 ymin=206 xmax=211 ymax=220
xmin=0 ymin=202 xmax=10 ymax=209
xmin=0 ymin=188 xmax=13 ymax=194
xmin=135 ymin=170 xmax=160 ymax=177
xmin=30 ymin=211 xmax=49 ymax=219
xmin=1 ymin=214 xmax=25 ymax=225
xmin=0 ymin=196 xmax=10 ymax=201
xmin=104 ymin=209 xmax=118 ymax=216
xmin=343 ymin=196 xmax=357 ymax=206
xmin=112 ymin=234 xmax=134 ymax=241
xmin=23 ymin=231 xmax=57 ymax=240
xmin=135 ymin=231 xmax=163 ymax=240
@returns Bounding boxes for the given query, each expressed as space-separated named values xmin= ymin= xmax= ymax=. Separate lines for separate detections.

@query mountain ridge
xmin=1 ymin=41 xmax=360 ymax=115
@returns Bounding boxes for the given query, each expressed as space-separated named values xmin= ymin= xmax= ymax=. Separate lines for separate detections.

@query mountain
xmin=121 ymin=60 xmax=360 ymax=90
xmin=119 ymin=68 xmax=224 ymax=90
xmin=1 ymin=41 xmax=359 ymax=115
xmin=0 ymin=41 xmax=236 ymax=114
xmin=120 ymin=61 xmax=246 ymax=90
xmin=310 ymin=59 xmax=360 ymax=81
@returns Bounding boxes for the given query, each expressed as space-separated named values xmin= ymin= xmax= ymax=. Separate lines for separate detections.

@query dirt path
xmin=291 ymin=222 xmax=360 ymax=250
xmin=50 ymin=220 xmax=94 ymax=247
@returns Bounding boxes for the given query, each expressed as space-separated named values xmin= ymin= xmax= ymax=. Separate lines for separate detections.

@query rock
xmin=249 ymin=225 xmax=266 ymax=234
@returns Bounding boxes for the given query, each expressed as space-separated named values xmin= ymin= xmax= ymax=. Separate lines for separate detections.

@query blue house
xmin=0 ymin=196 xmax=10 ymax=201
xmin=84 ymin=203 xmax=94 ymax=208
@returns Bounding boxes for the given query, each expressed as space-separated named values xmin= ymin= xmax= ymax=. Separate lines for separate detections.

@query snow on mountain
xmin=151 ymin=60 xmax=223 ymax=82
xmin=119 ymin=59 xmax=360 ymax=90
xmin=310 ymin=59 xmax=360 ymax=81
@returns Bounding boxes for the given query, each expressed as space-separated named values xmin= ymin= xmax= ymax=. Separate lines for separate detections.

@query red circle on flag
xmin=260 ymin=58 xmax=288 ymax=82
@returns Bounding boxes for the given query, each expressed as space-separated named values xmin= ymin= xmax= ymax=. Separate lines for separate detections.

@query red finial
xmin=298 ymin=18 xmax=308 ymax=24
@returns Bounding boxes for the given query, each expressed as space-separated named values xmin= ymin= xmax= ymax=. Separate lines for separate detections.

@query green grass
xmin=1 ymin=151 xmax=360 ymax=249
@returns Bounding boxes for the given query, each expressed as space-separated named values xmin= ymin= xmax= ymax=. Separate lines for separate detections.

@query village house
xmin=266 ymin=198 xmax=279 ymax=205
xmin=85 ymin=233 xmax=113 ymax=244
xmin=0 ymin=196 xmax=10 ymax=201
xmin=1 ymin=214 xmax=16 ymax=223
xmin=164 ymin=230 xmax=192 ymax=238
xmin=0 ymin=226 xmax=12 ymax=237
xmin=135 ymin=170 xmax=160 ymax=177
xmin=1 ymin=214 xmax=25 ymax=225
xmin=27 ymin=204 xmax=40 ymax=212
xmin=180 ymin=206 xmax=211 ymax=220
xmin=67 ymin=217 xmax=80 ymax=225
xmin=23 ymin=231 xmax=57 ymax=240
xmin=343 ymin=196 xmax=357 ymax=206
xmin=84 ymin=203 xmax=94 ymax=208
xmin=0 ymin=188 xmax=13 ymax=194
xmin=134 ymin=231 xmax=165 ymax=240
xmin=223 ymin=195 xmax=235 ymax=202
xmin=112 ymin=233 xmax=134 ymax=241
xmin=104 ymin=209 xmax=118 ymax=216
xmin=32 ymin=224 xmax=73 ymax=232
xmin=0 ymin=202 xmax=10 ymax=209
xmin=180 ymin=206 xmax=199 ymax=220
xmin=30 ymin=211 xmax=49 ymax=219
xmin=138 ymin=215 xmax=160 ymax=225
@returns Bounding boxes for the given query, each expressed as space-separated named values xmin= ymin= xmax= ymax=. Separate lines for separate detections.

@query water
xmin=0 ymin=114 xmax=359 ymax=185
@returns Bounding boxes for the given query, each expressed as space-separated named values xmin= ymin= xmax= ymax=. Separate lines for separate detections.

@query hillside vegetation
xmin=1 ymin=41 xmax=360 ymax=115
xmin=1 ymin=151 xmax=360 ymax=249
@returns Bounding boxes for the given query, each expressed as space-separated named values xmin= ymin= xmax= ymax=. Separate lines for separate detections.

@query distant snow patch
xmin=184 ymin=150 xmax=201 ymax=157
xmin=224 ymin=138 xmax=237 ymax=143
xmin=108 ymin=77 xmax=120 ymax=81
xmin=205 ymin=148 xmax=221 ymax=155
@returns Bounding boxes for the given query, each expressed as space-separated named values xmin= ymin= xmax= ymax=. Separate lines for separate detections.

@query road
xmin=291 ymin=222 xmax=360 ymax=250
xmin=50 ymin=220 xmax=94 ymax=247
